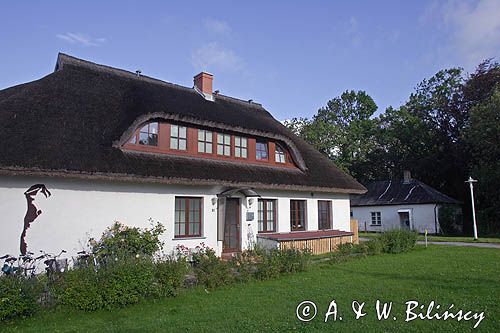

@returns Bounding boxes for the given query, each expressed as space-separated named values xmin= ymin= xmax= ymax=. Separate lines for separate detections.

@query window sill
xmin=172 ymin=236 xmax=206 ymax=241
xmin=370 ymin=224 xmax=382 ymax=227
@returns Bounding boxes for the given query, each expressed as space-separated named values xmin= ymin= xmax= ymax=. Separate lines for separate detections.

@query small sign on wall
xmin=246 ymin=212 xmax=254 ymax=221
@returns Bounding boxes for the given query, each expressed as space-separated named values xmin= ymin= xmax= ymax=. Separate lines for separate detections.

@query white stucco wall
xmin=351 ymin=204 xmax=441 ymax=234
xmin=0 ymin=175 xmax=352 ymax=259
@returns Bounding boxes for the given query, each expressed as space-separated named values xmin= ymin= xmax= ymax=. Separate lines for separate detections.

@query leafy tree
xmin=464 ymin=85 xmax=500 ymax=234
xmin=285 ymin=90 xmax=380 ymax=183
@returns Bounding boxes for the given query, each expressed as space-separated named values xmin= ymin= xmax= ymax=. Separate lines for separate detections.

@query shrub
xmin=365 ymin=238 xmax=383 ymax=255
xmin=278 ymin=248 xmax=312 ymax=273
xmin=98 ymin=257 xmax=157 ymax=308
xmin=57 ymin=265 xmax=103 ymax=311
xmin=91 ymin=220 xmax=165 ymax=259
xmin=379 ymin=229 xmax=417 ymax=254
xmin=254 ymin=248 xmax=282 ymax=280
xmin=229 ymin=251 xmax=258 ymax=283
xmin=154 ymin=257 xmax=189 ymax=297
xmin=0 ymin=275 xmax=43 ymax=321
xmin=192 ymin=247 xmax=233 ymax=289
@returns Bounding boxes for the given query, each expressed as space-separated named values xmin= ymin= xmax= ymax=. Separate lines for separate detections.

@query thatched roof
xmin=0 ymin=53 xmax=366 ymax=194
xmin=351 ymin=179 xmax=460 ymax=206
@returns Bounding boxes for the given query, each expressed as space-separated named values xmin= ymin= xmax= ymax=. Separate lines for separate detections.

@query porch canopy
xmin=217 ymin=187 xmax=260 ymax=198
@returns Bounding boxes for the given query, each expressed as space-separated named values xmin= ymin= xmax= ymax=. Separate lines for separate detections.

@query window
xmin=371 ymin=212 xmax=381 ymax=226
xmin=175 ymin=197 xmax=202 ymax=237
xmin=131 ymin=122 xmax=158 ymax=146
xmin=275 ymin=144 xmax=286 ymax=163
xmin=198 ymin=129 xmax=213 ymax=154
xmin=256 ymin=140 xmax=268 ymax=160
xmin=318 ymin=200 xmax=332 ymax=230
xmin=217 ymin=133 xmax=231 ymax=156
xmin=258 ymin=199 xmax=276 ymax=232
xmin=170 ymin=125 xmax=187 ymax=150
xmin=234 ymin=136 xmax=248 ymax=158
xmin=290 ymin=200 xmax=306 ymax=231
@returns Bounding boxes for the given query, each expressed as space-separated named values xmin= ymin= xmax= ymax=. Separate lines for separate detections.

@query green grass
xmin=359 ymin=232 xmax=500 ymax=244
xmin=1 ymin=246 xmax=499 ymax=332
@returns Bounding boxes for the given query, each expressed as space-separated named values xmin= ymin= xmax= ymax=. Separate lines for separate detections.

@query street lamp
xmin=465 ymin=176 xmax=478 ymax=240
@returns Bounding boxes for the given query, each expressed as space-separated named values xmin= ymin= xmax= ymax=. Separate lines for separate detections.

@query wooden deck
xmin=257 ymin=219 xmax=359 ymax=255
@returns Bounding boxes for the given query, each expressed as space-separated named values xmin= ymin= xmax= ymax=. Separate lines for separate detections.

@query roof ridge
xmin=55 ymin=53 xmax=265 ymax=111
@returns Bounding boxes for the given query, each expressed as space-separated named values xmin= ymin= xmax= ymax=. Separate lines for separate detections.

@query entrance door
xmin=399 ymin=211 xmax=410 ymax=230
xmin=223 ymin=198 xmax=240 ymax=252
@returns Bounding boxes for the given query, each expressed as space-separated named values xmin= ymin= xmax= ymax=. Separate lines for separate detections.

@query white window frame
xmin=217 ymin=133 xmax=231 ymax=156
xmin=197 ymin=129 xmax=213 ymax=154
xmin=234 ymin=136 xmax=248 ymax=158
xmin=371 ymin=211 xmax=382 ymax=226
xmin=170 ymin=124 xmax=187 ymax=150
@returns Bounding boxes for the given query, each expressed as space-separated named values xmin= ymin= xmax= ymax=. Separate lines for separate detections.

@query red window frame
xmin=129 ymin=122 xmax=159 ymax=146
xmin=174 ymin=197 xmax=203 ymax=238
xmin=290 ymin=200 xmax=306 ymax=231
xmin=318 ymin=200 xmax=332 ymax=230
xmin=256 ymin=140 xmax=268 ymax=160
xmin=258 ymin=199 xmax=276 ymax=233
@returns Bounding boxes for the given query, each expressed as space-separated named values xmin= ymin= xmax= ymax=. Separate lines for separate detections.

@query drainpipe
xmin=434 ymin=204 xmax=439 ymax=235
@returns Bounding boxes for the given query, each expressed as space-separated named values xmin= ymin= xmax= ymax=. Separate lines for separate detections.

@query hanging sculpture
xmin=20 ymin=184 xmax=51 ymax=255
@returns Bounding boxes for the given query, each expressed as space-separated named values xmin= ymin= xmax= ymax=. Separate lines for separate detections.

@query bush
xmin=91 ymin=220 xmax=165 ymax=259
xmin=365 ymin=238 xmax=383 ymax=255
xmin=254 ymin=249 xmax=282 ymax=280
xmin=379 ymin=229 xmax=417 ymax=254
xmin=229 ymin=251 xmax=258 ymax=283
xmin=98 ymin=258 xmax=157 ymax=308
xmin=57 ymin=265 xmax=103 ymax=311
xmin=192 ymin=247 xmax=233 ymax=289
xmin=0 ymin=275 xmax=43 ymax=321
xmin=56 ymin=257 xmax=162 ymax=311
xmin=278 ymin=248 xmax=312 ymax=273
xmin=154 ymin=257 xmax=189 ymax=297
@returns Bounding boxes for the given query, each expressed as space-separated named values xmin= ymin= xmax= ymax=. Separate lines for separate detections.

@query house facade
xmin=0 ymin=54 xmax=365 ymax=258
xmin=351 ymin=171 xmax=460 ymax=234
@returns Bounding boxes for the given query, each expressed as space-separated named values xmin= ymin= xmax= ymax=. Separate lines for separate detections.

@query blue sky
xmin=0 ymin=1 xmax=498 ymax=120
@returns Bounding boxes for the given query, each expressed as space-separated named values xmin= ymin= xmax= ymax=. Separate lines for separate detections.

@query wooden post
xmin=350 ymin=219 xmax=359 ymax=244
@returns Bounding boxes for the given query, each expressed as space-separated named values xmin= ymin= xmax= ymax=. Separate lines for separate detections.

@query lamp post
xmin=465 ymin=176 xmax=478 ymax=240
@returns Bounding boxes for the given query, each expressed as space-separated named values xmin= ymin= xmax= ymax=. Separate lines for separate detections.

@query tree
xmin=463 ymin=60 xmax=500 ymax=234
xmin=285 ymin=90 xmax=380 ymax=183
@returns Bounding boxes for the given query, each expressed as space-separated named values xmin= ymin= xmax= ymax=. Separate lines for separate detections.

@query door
xmin=399 ymin=211 xmax=410 ymax=230
xmin=223 ymin=198 xmax=240 ymax=252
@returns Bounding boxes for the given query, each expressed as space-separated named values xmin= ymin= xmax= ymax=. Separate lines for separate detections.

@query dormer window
xmin=170 ymin=125 xmax=187 ymax=150
xmin=235 ymin=136 xmax=248 ymax=158
xmin=217 ymin=133 xmax=231 ymax=156
xmin=275 ymin=144 xmax=286 ymax=163
xmin=129 ymin=122 xmax=158 ymax=146
xmin=256 ymin=140 xmax=268 ymax=160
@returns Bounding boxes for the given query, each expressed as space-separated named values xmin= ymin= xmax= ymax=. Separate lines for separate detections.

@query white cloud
xmin=428 ymin=0 xmax=500 ymax=68
xmin=203 ymin=18 xmax=231 ymax=34
xmin=56 ymin=32 xmax=106 ymax=47
xmin=191 ymin=42 xmax=244 ymax=72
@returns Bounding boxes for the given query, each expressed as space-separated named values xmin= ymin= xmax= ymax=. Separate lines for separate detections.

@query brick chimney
xmin=403 ymin=170 xmax=412 ymax=184
xmin=194 ymin=72 xmax=213 ymax=101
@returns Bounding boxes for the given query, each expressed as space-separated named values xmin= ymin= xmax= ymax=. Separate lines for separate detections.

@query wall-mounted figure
xmin=20 ymin=184 xmax=51 ymax=255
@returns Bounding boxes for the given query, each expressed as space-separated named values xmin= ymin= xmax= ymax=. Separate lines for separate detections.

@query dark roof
xmin=350 ymin=179 xmax=460 ymax=206
xmin=0 ymin=53 xmax=365 ymax=194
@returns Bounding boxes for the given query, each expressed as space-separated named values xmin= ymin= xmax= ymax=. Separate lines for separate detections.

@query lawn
xmin=1 ymin=246 xmax=499 ymax=332
xmin=359 ymin=232 xmax=500 ymax=244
